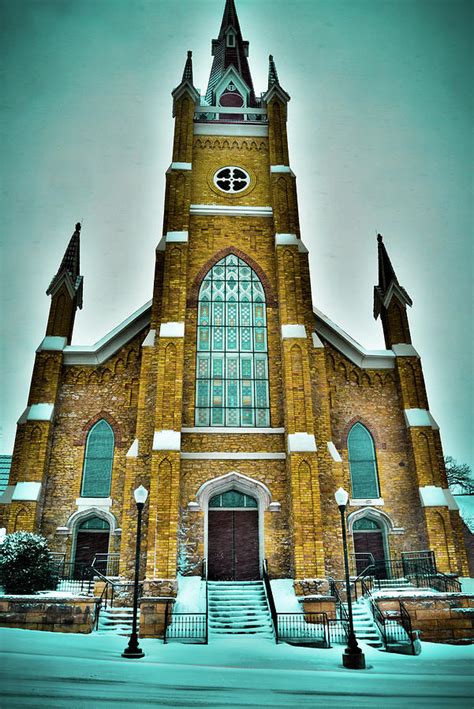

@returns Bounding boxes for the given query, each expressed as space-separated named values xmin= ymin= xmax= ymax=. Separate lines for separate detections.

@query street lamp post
xmin=122 ymin=484 xmax=148 ymax=659
xmin=334 ymin=487 xmax=366 ymax=670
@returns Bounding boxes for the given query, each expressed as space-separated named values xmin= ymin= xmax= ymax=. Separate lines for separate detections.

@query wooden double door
xmin=353 ymin=530 xmax=387 ymax=577
xmin=208 ymin=509 xmax=260 ymax=581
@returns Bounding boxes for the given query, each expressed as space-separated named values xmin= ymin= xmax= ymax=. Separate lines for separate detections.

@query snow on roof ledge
xmin=63 ymin=301 xmax=151 ymax=365
xmin=12 ymin=482 xmax=41 ymax=501
xmin=36 ymin=336 xmax=68 ymax=352
xmin=327 ymin=441 xmax=342 ymax=462
xmin=153 ymin=430 xmax=181 ymax=451
xmin=27 ymin=404 xmax=54 ymax=422
xmin=404 ymin=409 xmax=439 ymax=430
xmin=313 ymin=307 xmax=395 ymax=369
xmin=288 ymin=432 xmax=317 ymax=453
xmin=418 ymin=486 xmax=458 ymax=509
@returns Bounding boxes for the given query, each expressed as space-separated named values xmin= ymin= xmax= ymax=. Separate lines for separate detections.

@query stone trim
xmin=63 ymin=301 xmax=151 ymax=366
xmin=75 ymin=411 xmax=125 ymax=448
xmin=180 ymin=452 xmax=286 ymax=460
xmin=12 ymin=482 xmax=41 ymax=502
xmin=190 ymin=204 xmax=273 ymax=218
xmin=275 ymin=233 xmax=308 ymax=253
xmin=193 ymin=123 xmax=269 ymax=137
xmin=188 ymin=247 xmax=277 ymax=307
xmin=141 ymin=329 xmax=156 ymax=347
xmin=347 ymin=506 xmax=395 ymax=534
xmin=327 ymin=441 xmax=342 ymax=462
xmin=27 ymin=404 xmax=54 ymax=422
xmin=65 ymin=506 xmax=119 ymax=535
xmin=271 ymin=165 xmax=293 ymax=174
xmin=392 ymin=344 xmax=420 ymax=357
xmin=182 ymin=426 xmax=285 ymax=434
xmin=287 ymin=432 xmax=317 ymax=453
xmin=166 ymin=230 xmax=189 ymax=243
xmin=349 ymin=497 xmax=384 ymax=507
xmin=404 ymin=409 xmax=439 ymax=430
xmin=169 ymin=162 xmax=192 ymax=171
xmin=281 ymin=324 xmax=307 ymax=339
xmin=36 ymin=336 xmax=68 ymax=352
xmin=312 ymin=332 xmax=324 ymax=348
xmin=126 ymin=439 xmax=139 ymax=458
xmin=159 ymin=322 xmax=185 ymax=338
xmin=314 ymin=306 xmax=395 ymax=369
xmin=153 ymin=430 xmax=181 ymax=451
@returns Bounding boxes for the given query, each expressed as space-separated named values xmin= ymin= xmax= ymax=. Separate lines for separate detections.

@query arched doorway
xmin=353 ymin=517 xmax=388 ymax=578
xmin=207 ymin=489 xmax=260 ymax=581
xmin=74 ymin=516 xmax=110 ymax=575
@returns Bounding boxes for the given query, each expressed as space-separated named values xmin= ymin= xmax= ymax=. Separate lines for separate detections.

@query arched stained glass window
xmin=195 ymin=254 xmax=270 ymax=427
xmin=81 ymin=420 xmax=114 ymax=497
xmin=348 ymin=423 xmax=380 ymax=499
xmin=209 ymin=490 xmax=258 ymax=508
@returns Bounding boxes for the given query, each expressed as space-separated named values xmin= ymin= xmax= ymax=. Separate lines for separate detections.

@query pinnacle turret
xmin=182 ymin=50 xmax=193 ymax=85
xmin=268 ymin=55 xmax=279 ymax=88
xmin=47 ymin=222 xmax=83 ymax=309
xmin=373 ymin=234 xmax=413 ymax=347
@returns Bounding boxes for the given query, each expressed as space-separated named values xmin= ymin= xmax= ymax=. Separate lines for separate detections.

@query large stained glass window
xmin=81 ymin=420 xmax=114 ymax=497
xmin=348 ymin=423 xmax=380 ymax=499
xmin=195 ymin=254 xmax=270 ymax=427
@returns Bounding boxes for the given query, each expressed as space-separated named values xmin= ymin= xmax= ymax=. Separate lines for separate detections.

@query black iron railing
xmin=50 ymin=561 xmax=94 ymax=591
xmin=276 ymin=612 xmax=330 ymax=647
xmin=355 ymin=558 xmax=461 ymax=594
xmin=262 ymin=559 xmax=278 ymax=642
xmin=92 ymin=553 xmax=120 ymax=577
xmin=164 ymin=611 xmax=207 ymax=644
xmin=361 ymin=578 xmax=416 ymax=654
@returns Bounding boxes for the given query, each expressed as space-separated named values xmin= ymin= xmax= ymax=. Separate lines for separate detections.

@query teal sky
xmin=1 ymin=0 xmax=472 ymax=470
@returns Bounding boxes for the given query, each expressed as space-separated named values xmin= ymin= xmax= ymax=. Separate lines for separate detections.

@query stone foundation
xmin=139 ymin=597 xmax=175 ymax=638
xmin=375 ymin=592 xmax=474 ymax=644
xmin=0 ymin=596 xmax=99 ymax=633
xmin=298 ymin=595 xmax=336 ymax=619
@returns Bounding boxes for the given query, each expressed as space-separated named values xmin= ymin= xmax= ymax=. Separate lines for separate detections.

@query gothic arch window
xmin=81 ymin=419 xmax=114 ymax=497
xmin=347 ymin=422 xmax=380 ymax=499
xmin=195 ymin=253 xmax=270 ymax=427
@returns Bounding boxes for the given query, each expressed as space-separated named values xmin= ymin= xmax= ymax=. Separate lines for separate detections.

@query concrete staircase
xmin=375 ymin=578 xmax=415 ymax=592
xmin=97 ymin=606 xmax=135 ymax=635
xmin=208 ymin=581 xmax=274 ymax=639
xmin=345 ymin=599 xmax=383 ymax=648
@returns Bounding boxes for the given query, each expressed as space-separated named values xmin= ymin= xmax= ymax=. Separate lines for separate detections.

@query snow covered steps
xmin=344 ymin=600 xmax=383 ymax=648
xmin=96 ymin=606 xmax=135 ymax=636
xmin=207 ymin=581 xmax=274 ymax=639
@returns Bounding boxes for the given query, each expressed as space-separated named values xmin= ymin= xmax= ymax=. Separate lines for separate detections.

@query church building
xmin=3 ymin=0 xmax=469 ymax=601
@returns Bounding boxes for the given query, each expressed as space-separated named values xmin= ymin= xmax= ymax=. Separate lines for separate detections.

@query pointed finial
xmin=182 ymin=50 xmax=193 ymax=84
xmin=75 ymin=222 xmax=81 ymax=233
xmin=377 ymin=233 xmax=383 ymax=243
xmin=268 ymin=54 xmax=279 ymax=88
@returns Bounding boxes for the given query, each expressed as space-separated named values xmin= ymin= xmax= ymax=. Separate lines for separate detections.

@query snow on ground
xmin=0 ymin=627 xmax=472 ymax=708
xmin=174 ymin=574 xmax=206 ymax=613
xmin=270 ymin=578 xmax=301 ymax=613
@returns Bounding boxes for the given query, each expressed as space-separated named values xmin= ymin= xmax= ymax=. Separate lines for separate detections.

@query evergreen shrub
xmin=0 ymin=532 xmax=58 ymax=594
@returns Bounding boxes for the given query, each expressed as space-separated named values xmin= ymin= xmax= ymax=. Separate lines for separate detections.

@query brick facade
xmin=5 ymin=2 xmax=469 ymax=606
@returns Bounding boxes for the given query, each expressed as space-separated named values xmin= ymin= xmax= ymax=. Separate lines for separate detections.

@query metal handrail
xmin=328 ymin=577 xmax=350 ymax=622
xmin=205 ymin=568 xmax=209 ymax=645
xmin=262 ymin=559 xmax=278 ymax=642
xmin=276 ymin=612 xmax=330 ymax=647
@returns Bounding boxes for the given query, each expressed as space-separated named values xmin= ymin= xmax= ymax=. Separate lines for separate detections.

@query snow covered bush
xmin=0 ymin=531 xmax=57 ymax=594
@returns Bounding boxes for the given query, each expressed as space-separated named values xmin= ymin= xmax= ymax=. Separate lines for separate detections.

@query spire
xmin=373 ymin=233 xmax=413 ymax=346
xmin=206 ymin=0 xmax=256 ymax=107
xmin=182 ymin=50 xmax=193 ymax=84
xmin=47 ymin=222 xmax=83 ymax=308
xmin=268 ymin=54 xmax=279 ymax=89
xmin=376 ymin=233 xmax=398 ymax=293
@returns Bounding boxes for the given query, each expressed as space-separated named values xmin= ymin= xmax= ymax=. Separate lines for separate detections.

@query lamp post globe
xmin=122 ymin=485 xmax=148 ymax=659
xmin=334 ymin=487 xmax=366 ymax=670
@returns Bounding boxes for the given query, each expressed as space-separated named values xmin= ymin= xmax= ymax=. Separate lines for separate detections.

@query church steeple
xmin=45 ymin=222 xmax=83 ymax=342
xmin=374 ymin=233 xmax=413 ymax=348
xmin=205 ymin=0 xmax=257 ymax=107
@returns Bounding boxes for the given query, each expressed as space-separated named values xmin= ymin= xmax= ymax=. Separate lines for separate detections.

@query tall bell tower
xmin=118 ymin=0 xmax=334 ymax=590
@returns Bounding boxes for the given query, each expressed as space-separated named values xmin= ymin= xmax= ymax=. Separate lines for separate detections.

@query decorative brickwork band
xmin=75 ymin=411 xmax=125 ymax=447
